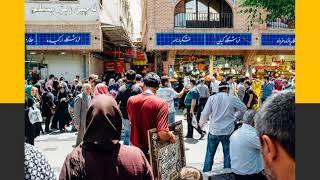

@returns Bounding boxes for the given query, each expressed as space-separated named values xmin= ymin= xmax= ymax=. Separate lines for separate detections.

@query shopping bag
xmin=191 ymin=113 xmax=198 ymax=128
xmin=28 ymin=106 xmax=43 ymax=124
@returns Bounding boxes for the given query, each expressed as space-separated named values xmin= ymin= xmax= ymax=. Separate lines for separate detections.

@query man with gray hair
xmin=74 ymin=83 xmax=92 ymax=146
xmin=255 ymin=90 xmax=295 ymax=180
xmin=230 ymin=110 xmax=266 ymax=180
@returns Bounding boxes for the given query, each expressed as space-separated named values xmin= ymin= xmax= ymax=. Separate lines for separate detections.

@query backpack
xmin=252 ymin=91 xmax=258 ymax=105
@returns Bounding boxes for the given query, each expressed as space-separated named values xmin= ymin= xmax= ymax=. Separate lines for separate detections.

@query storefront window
xmin=174 ymin=55 xmax=210 ymax=77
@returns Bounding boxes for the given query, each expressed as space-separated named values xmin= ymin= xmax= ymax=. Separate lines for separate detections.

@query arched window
xmin=175 ymin=0 xmax=233 ymax=28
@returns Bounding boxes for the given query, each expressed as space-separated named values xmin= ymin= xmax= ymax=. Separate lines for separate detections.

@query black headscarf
xmin=82 ymin=95 xmax=123 ymax=151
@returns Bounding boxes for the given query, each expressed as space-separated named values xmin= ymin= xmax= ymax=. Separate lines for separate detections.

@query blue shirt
xmin=199 ymin=92 xmax=247 ymax=135
xmin=230 ymin=124 xmax=264 ymax=175
xmin=157 ymin=87 xmax=178 ymax=113
xmin=262 ymin=82 xmax=274 ymax=99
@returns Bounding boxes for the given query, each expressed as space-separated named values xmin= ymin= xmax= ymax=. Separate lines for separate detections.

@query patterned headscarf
xmin=93 ymin=83 xmax=108 ymax=97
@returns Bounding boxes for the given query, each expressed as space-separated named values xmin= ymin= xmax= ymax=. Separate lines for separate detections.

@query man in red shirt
xmin=128 ymin=72 xmax=176 ymax=159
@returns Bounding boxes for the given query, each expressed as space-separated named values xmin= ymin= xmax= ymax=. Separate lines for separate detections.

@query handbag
xmin=28 ymin=105 xmax=43 ymax=124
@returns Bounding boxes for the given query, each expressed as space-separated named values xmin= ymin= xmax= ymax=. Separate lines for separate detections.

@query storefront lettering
xmin=47 ymin=34 xmax=81 ymax=45
xmin=31 ymin=3 xmax=97 ymax=16
xmin=272 ymin=57 xmax=286 ymax=64
xmin=26 ymin=37 xmax=34 ymax=43
xmin=261 ymin=34 xmax=295 ymax=46
xmin=171 ymin=35 xmax=191 ymax=44
xmin=276 ymin=38 xmax=295 ymax=46
xmin=157 ymin=33 xmax=251 ymax=46
xmin=216 ymin=35 xmax=241 ymax=45
xmin=25 ymin=33 xmax=91 ymax=46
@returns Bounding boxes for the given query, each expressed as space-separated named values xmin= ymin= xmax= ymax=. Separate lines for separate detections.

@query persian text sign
xmin=25 ymin=33 xmax=91 ymax=46
xmin=156 ymin=33 xmax=252 ymax=46
xmin=261 ymin=34 xmax=295 ymax=46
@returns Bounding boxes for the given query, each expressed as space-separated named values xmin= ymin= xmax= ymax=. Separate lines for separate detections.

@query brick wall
xmin=143 ymin=0 xmax=295 ymax=52
xmin=26 ymin=23 xmax=102 ymax=51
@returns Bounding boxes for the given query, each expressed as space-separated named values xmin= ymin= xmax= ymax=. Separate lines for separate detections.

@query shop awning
xmin=101 ymin=23 xmax=132 ymax=47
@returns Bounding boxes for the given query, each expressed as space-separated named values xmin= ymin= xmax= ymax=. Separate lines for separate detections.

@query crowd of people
xmin=24 ymin=71 xmax=295 ymax=180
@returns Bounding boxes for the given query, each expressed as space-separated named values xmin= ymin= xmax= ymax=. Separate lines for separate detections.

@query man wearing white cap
xmin=199 ymin=81 xmax=247 ymax=172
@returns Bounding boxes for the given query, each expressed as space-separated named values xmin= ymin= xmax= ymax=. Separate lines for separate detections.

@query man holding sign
xmin=128 ymin=72 xmax=176 ymax=160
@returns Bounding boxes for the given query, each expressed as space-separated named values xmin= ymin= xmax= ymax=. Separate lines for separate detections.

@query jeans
xmin=203 ymin=133 xmax=231 ymax=172
xmin=122 ymin=119 xmax=130 ymax=145
xmin=168 ymin=112 xmax=175 ymax=125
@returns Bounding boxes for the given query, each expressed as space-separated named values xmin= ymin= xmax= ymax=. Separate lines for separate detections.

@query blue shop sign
xmin=25 ymin=33 xmax=91 ymax=46
xmin=261 ymin=34 xmax=295 ymax=46
xmin=156 ymin=33 xmax=252 ymax=46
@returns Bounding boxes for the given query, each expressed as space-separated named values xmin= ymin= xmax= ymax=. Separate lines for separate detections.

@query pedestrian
xmin=196 ymin=78 xmax=210 ymax=128
xmin=282 ymin=80 xmax=293 ymax=90
xmin=255 ymin=90 xmax=295 ymax=180
xmin=74 ymin=83 xmax=92 ymax=146
xmin=92 ymin=79 xmax=102 ymax=91
xmin=45 ymin=74 xmax=55 ymax=89
xmin=33 ymin=86 xmax=44 ymax=137
xmin=135 ymin=74 xmax=144 ymax=90
xmin=88 ymin=74 xmax=98 ymax=85
xmin=210 ymin=76 xmax=220 ymax=95
xmin=25 ymin=85 xmax=37 ymax=145
xmin=24 ymin=143 xmax=56 ymax=180
xmin=157 ymin=75 xmax=184 ymax=125
xmin=243 ymin=80 xmax=257 ymax=109
xmin=93 ymin=83 xmax=109 ymax=97
xmin=115 ymin=70 xmax=142 ymax=145
xmin=59 ymin=95 xmax=154 ymax=180
xmin=227 ymin=76 xmax=237 ymax=96
xmin=237 ymin=77 xmax=246 ymax=101
xmin=199 ymin=82 xmax=247 ymax=172
xmin=230 ymin=110 xmax=266 ymax=180
xmin=261 ymin=76 xmax=274 ymax=103
xmin=184 ymin=79 xmax=205 ymax=139
xmin=127 ymin=72 xmax=176 ymax=159
xmin=54 ymin=85 xmax=72 ymax=132
xmin=41 ymin=87 xmax=55 ymax=133
xmin=51 ymin=80 xmax=60 ymax=98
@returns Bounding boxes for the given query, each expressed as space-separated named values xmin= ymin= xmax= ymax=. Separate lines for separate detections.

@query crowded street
xmin=24 ymin=0 xmax=295 ymax=179
xmin=34 ymin=114 xmax=224 ymax=178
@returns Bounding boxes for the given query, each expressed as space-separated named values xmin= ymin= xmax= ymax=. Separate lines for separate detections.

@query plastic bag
xmin=191 ymin=113 xmax=198 ymax=128
xmin=28 ymin=106 xmax=43 ymax=124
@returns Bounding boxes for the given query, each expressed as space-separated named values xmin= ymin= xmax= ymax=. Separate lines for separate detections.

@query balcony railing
xmin=175 ymin=13 xmax=233 ymax=28
xmin=267 ymin=18 xmax=295 ymax=29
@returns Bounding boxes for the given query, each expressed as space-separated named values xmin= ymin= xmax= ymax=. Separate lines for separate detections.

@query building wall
xmin=30 ymin=52 xmax=84 ymax=82
xmin=89 ymin=55 xmax=105 ymax=79
xmin=25 ymin=0 xmax=100 ymax=22
xmin=142 ymin=0 xmax=295 ymax=52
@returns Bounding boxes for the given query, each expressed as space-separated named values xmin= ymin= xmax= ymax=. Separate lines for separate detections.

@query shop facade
xmin=141 ymin=0 xmax=295 ymax=79
xmin=25 ymin=0 xmax=136 ymax=82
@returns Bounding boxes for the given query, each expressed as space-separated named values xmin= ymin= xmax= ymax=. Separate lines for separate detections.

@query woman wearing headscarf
xmin=25 ymin=85 xmax=37 ymax=145
xmin=59 ymin=95 xmax=154 ymax=180
xmin=93 ymin=83 xmax=109 ymax=97
xmin=41 ymin=87 xmax=56 ymax=133
xmin=53 ymin=85 xmax=72 ymax=132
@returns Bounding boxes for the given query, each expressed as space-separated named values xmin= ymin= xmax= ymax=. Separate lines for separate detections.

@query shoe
xmin=185 ymin=135 xmax=193 ymax=139
xmin=199 ymin=132 xmax=206 ymax=140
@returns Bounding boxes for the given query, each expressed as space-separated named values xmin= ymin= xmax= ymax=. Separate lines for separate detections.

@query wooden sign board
xmin=147 ymin=121 xmax=186 ymax=180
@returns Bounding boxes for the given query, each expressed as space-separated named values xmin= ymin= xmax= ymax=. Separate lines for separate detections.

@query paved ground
xmin=34 ymin=114 xmax=224 ymax=178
